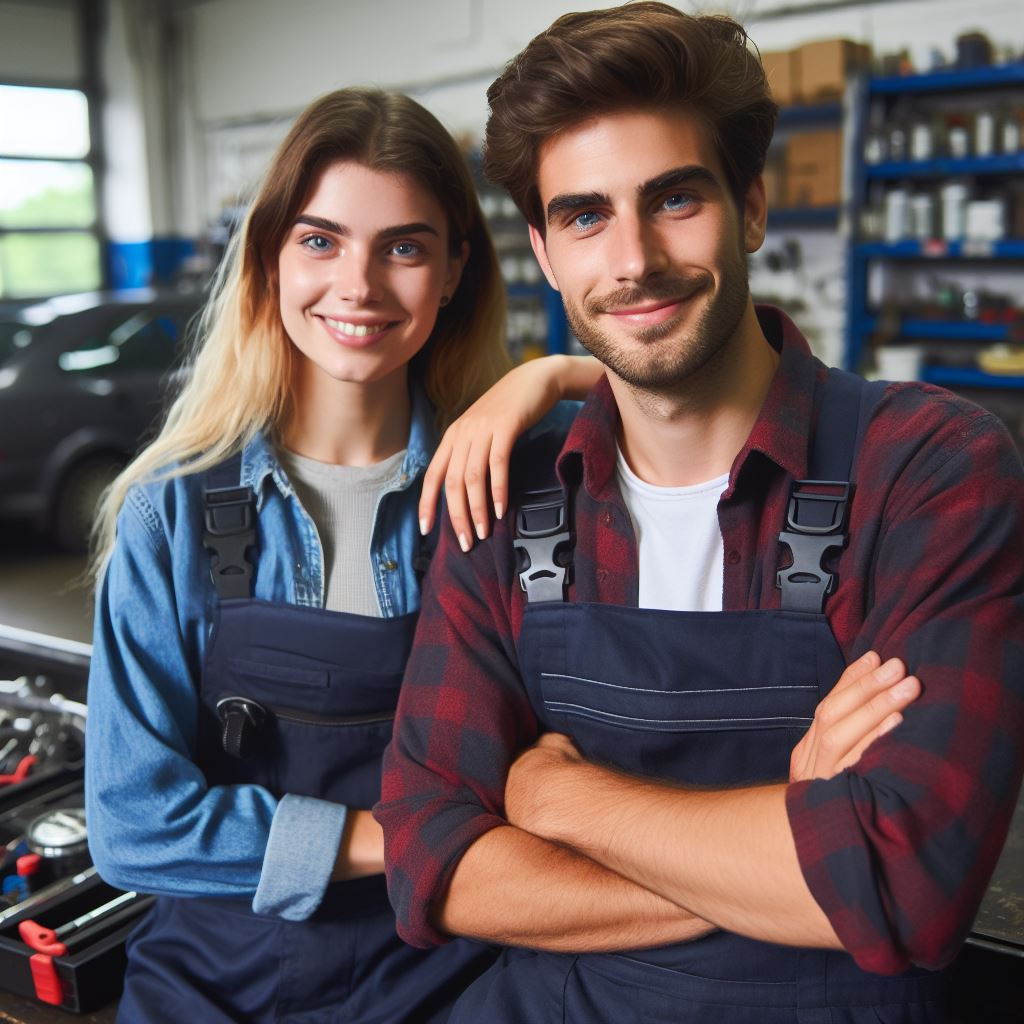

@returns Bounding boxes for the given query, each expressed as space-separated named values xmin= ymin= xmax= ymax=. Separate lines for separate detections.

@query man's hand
xmin=504 ymin=732 xmax=583 ymax=839
xmin=790 ymin=651 xmax=920 ymax=783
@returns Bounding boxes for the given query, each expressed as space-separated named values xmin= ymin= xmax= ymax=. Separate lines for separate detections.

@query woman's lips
xmin=318 ymin=315 xmax=397 ymax=347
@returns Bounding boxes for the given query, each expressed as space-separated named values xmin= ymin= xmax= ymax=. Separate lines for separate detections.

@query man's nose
xmin=607 ymin=213 xmax=669 ymax=283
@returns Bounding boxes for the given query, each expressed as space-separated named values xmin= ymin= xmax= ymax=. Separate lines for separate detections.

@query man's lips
xmin=604 ymin=297 xmax=688 ymax=327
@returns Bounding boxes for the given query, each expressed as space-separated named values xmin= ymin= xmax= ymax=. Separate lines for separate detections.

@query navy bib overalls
xmin=451 ymin=370 xmax=950 ymax=1023
xmin=117 ymin=458 xmax=493 ymax=1023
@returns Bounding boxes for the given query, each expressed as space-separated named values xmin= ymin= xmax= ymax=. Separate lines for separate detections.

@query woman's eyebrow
xmin=293 ymin=215 xmax=440 ymax=240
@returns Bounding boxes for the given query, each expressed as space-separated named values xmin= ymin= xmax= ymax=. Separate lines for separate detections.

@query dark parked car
xmin=0 ymin=289 xmax=203 ymax=552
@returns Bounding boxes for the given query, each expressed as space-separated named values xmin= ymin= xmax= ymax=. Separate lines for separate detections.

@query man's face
xmin=529 ymin=108 xmax=766 ymax=393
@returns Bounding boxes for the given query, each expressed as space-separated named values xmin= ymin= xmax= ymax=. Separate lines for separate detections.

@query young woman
xmin=84 ymin=88 xmax=600 ymax=1023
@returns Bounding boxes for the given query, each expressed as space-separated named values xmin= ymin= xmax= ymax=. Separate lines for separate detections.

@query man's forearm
xmin=532 ymin=765 xmax=840 ymax=949
xmin=434 ymin=824 xmax=715 ymax=952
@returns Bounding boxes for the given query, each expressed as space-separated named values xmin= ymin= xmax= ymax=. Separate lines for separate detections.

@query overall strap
xmin=513 ymin=431 xmax=574 ymax=603
xmin=777 ymin=369 xmax=888 ymax=614
xmin=203 ymin=452 xmax=257 ymax=600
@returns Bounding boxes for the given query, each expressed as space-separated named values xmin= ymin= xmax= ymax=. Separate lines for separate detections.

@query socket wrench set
xmin=0 ymin=626 xmax=152 ymax=1013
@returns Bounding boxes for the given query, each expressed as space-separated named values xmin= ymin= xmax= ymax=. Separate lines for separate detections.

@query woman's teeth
xmin=325 ymin=318 xmax=387 ymax=337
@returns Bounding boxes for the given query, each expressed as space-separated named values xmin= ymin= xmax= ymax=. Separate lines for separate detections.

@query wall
xmin=0 ymin=0 xmax=81 ymax=85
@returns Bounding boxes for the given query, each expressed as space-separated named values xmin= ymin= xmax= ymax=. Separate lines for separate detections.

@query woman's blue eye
xmin=573 ymin=210 xmax=601 ymax=230
xmin=302 ymin=234 xmax=332 ymax=252
xmin=391 ymin=241 xmax=420 ymax=257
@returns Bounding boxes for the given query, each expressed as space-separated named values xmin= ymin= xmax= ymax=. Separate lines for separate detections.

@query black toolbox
xmin=0 ymin=625 xmax=151 ymax=1014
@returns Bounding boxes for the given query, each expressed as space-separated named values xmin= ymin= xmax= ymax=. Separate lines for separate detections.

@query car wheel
xmin=52 ymin=455 xmax=124 ymax=554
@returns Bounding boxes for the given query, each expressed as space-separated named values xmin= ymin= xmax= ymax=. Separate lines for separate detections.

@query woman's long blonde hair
xmin=90 ymin=88 xmax=509 ymax=580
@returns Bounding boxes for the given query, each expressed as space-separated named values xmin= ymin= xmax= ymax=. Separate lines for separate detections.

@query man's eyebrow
xmin=546 ymin=191 xmax=609 ymax=224
xmin=293 ymin=215 xmax=440 ymax=239
xmin=640 ymin=166 xmax=721 ymax=197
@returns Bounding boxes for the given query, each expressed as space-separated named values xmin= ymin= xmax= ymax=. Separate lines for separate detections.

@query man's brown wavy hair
xmin=483 ymin=2 xmax=777 ymax=229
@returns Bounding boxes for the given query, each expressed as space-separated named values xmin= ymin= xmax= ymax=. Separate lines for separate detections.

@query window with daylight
xmin=0 ymin=85 xmax=102 ymax=300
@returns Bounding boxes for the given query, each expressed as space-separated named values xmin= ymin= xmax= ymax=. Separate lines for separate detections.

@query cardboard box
xmin=784 ymin=130 xmax=842 ymax=208
xmin=761 ymin=49 xmax=798 ymax=106
xmin=761 ymin=149 xmax=785 ymax=208
xmin=797 ymin=38 xmax=871 ymax=102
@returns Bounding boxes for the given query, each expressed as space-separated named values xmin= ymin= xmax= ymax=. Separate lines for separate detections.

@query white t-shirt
xmin=615 ymin=447 xmax=728 ymax=613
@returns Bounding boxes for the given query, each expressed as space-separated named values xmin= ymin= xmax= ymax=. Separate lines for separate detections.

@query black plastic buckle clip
xmin=513 ymin=486 xmax=572 ymax=603
xmin=203 ymin=486 xmax=256 ymax=600
xmin=216 ymin=696 xmax=267 ymax=759
xmin=776 ymin=480 xmax=851 ymax=614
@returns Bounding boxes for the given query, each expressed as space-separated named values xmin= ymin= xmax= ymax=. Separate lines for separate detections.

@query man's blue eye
xmin=663 ymin=193 xmax=692 ymax=211
xmin=573 ymin=211 xmax=600 ymax=230
xmin=392 ymin=242 xmax=420 ymax=257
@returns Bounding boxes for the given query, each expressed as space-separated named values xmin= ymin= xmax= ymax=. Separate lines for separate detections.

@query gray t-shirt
xmin=276 ymin=447 xmax=406 ymax=616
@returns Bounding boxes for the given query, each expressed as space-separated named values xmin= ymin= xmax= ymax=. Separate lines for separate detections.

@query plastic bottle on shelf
xmin=1000 ymin=107 xmax=1022 ymax=154
xmin=864 ymin=103 xmax=887 ymax=165
xmin=974 ymin=109 xmax=996 ymax=158
xmin=940 ymin=181 xmax=970 ymax=241
xmin=884 ymin=187 xmax=910 ymax=242
xmin=947 ymin=114 xmax=970 ymax=159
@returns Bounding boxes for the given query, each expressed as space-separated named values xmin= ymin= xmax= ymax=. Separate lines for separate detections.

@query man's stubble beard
xmin=564 ymin=250 xmax=750 ymax=395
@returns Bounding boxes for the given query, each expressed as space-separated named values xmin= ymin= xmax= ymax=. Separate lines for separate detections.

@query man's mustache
xmin=584 ymin=276 xmax=708 ymax=316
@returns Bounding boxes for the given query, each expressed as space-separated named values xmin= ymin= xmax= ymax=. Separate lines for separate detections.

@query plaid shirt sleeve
xmin=376 ymin=510 xmax=537 ymax=947
xmin=786 ymin=383 xmax=1024 ymax=975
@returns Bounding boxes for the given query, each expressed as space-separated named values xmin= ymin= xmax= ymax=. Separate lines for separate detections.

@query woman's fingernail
xmin=879 ymin=659 xmax=902 ymax=683
xmin=892 ymin=678 xmax=917 ymax=701
xmin=419 ymin=517 xmax=429 ymax=536
xmin=475 ymin=522 xmax=486 ymax=541
xmin=494 ymin=502 xmax=504 ymax=520
xmin=458 ymin=532 xmax=471 ymax=553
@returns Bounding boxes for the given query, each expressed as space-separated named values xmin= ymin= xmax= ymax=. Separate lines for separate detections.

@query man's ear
xmin=743 ymin=174 xmax=767 ymax=254
xmin=528 ymin=223 xmax=560 ymax=292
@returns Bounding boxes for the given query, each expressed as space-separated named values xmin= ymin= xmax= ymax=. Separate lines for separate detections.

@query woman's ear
xmin=444 ymin=240 xmax=471 ymax=300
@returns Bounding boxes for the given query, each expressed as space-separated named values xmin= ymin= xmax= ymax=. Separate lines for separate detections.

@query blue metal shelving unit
xmin=845 ymin=63 xmax=1024 ymax=384
xmin=765 ymin=101 xmax=844 ymax=236
xmin=863 ymin=316 xmax=1018 ymax=343
xmin=923 ymin=366 xmax=1024 ymax=389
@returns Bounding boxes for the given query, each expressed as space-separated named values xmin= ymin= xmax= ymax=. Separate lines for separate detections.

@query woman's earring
xmin=439 ymin=295 xmax=450 ymax=307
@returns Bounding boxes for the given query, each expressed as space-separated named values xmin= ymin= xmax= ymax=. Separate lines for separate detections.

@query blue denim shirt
xmin=85 ymin=386 xmax=437 ymax=921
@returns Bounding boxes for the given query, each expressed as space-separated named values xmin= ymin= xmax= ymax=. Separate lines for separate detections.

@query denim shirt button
xmin=382 ymin=560 xmax=398 ymax=571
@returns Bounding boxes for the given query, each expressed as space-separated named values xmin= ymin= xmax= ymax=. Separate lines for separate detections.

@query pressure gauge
xmin=25 ymin=807 xmax=90 ymax=880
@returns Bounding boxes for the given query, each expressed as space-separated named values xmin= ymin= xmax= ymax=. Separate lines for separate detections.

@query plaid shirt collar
xmin=557 ymin=304 xmax=818 ymax=501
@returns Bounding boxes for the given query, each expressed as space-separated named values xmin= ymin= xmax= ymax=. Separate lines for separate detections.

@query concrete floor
xmin=0 ymin=522 xmax=92 ymax=645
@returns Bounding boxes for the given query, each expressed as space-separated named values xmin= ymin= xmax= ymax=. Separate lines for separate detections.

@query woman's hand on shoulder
xmin=419 ymin=354 xmax=602 ymax=551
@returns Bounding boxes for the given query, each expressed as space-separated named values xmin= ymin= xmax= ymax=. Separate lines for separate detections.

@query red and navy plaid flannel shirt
xmin=377 ymin=306 xmax=1024 ymax=975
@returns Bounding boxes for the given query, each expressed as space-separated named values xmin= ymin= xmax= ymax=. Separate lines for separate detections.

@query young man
xmin=376 ymin=5 xmax=1024 ymax=1021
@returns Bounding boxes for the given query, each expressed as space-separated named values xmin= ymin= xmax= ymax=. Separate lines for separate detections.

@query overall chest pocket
xmin=208 ymin=657 xmax=401 ymax=806
xmin=538 ymin=671 xmax=819 ymax=787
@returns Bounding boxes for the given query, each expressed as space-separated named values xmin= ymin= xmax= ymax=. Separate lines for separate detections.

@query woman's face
xmin=278 ymin=160 xmax=465 ymax=392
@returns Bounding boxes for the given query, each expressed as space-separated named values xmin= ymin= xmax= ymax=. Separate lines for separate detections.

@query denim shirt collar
xmin=238 ymin=378 xmax=438 ymax=509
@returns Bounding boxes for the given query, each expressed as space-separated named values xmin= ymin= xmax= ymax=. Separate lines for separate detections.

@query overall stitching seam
xmin=541 ymin=672 xmax=817 ymax=695
xmin=545 ymin=702 xmax=814 ymax=726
